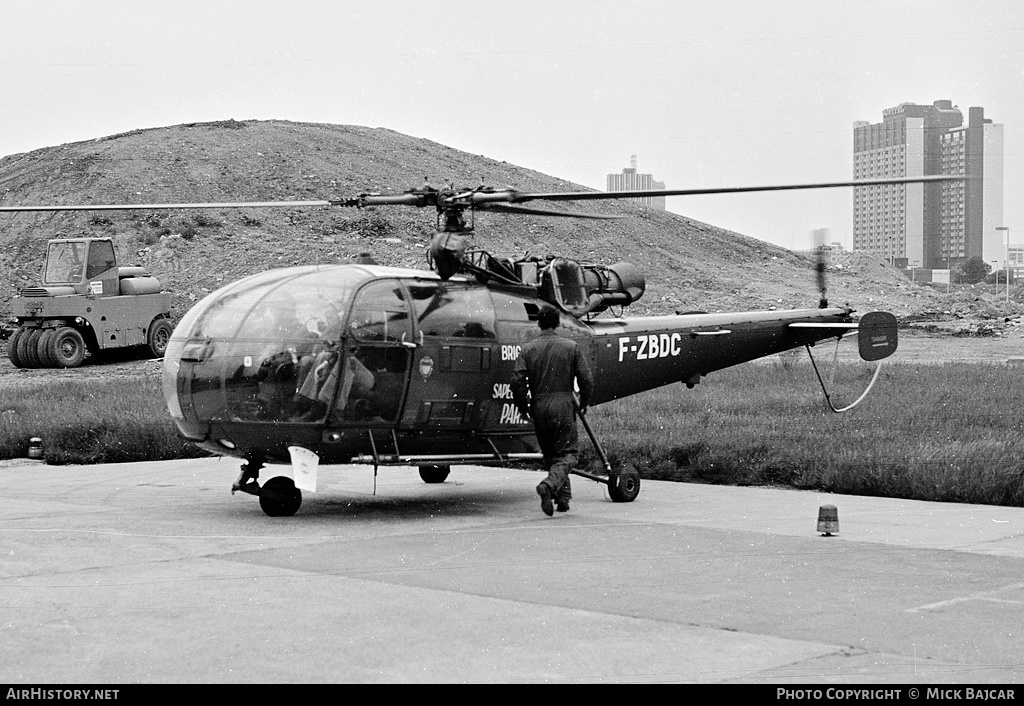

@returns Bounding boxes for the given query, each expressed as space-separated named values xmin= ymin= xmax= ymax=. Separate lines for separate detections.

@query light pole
xmin=992 ymin=261 xmax=1000 ymax=295
xmin=997 ymin=226 xmax=1010 ymax=302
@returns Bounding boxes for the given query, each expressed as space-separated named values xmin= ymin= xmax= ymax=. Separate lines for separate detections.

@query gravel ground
xmin=0 ymin=346 xmax=161 ymax=382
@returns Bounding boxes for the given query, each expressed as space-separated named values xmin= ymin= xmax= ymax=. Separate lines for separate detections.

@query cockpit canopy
xmin=162 ymin=264 xmax=503 ymax=430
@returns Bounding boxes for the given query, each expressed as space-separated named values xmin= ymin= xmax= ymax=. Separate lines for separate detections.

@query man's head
xmin=538 ymin=306 xmax=560 ymax=331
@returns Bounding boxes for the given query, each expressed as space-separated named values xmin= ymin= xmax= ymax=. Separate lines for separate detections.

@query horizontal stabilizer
xmin=857 ymin=312 xmax=898 ymax=361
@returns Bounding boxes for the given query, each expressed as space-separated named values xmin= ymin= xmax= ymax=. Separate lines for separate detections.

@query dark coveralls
xmin=511 ymin=330 xmax=594 ymax=504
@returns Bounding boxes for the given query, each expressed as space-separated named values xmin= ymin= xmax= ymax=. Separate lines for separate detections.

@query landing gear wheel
xmin=608 ymin=466 xmax=641 ymax=503
xmin=259 ymin=476 xmax=302 ymax=517
xmin=51 ymin=327 xmax=86 ymax=368
xmin=146 ymin=318 xmax=173 ymax=358
xmin=419 ymin=464 xmax=450 ymax=483
xmin=7 ymin=328 xmax=26 ymax=367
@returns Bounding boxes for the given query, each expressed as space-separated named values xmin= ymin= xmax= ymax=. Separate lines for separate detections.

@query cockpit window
xmin=44 ymin=241 xmax=87 ymax=284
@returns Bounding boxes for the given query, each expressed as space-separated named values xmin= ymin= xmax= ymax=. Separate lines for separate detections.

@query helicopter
xmin=0 ymin=174 xmax=959 ymax=516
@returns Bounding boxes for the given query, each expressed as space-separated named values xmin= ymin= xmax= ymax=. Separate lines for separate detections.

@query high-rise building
xmin=852 ymin=100 xmax=1003 ymax=270
xmin=607 ymin=156 xmax=666 ymax=210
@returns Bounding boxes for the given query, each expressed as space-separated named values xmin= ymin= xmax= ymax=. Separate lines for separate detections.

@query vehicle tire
xmin=35 ymin=329 xmax=57 ymax=368
xmin=146 ymin=318 xmax=173 ymax=358
xmin=22 ymin=329 xmax=43 ymax=368
xmin=16 ymin=329 xmax=40 ymax=368
xmin=50 ymin=327 xmax=87 ymax=368
xmin=418 ymin=464 xmax=451 ymax=484
xmin=259 ymin=476 xmax=303 ymax=517
xmin=7 ymin=328 xmax=26 ymax=367
xmin=608 ymin=466 xmax=641 ymax=503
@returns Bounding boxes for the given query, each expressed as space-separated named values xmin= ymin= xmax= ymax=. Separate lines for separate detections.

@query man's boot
xmin=536 ymin=483 xmax=554 ymax=516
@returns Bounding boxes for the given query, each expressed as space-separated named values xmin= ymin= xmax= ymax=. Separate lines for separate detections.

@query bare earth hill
xmin=1 ymin=119 xmax=1021 ymax=335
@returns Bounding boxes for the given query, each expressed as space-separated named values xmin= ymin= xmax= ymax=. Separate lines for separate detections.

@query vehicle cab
xmin=39 ymin=238 xmax=119 ymax=296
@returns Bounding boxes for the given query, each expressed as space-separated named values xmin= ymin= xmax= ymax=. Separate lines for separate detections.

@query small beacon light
xmin=817 ymin=504 xmax=839 ymax=536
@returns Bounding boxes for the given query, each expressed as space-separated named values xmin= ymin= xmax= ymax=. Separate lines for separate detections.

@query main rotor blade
xmin=0 ymin=200 xmax=333 ymax=212
xmin=476 ymin=203 xmax=624 ymax=220
xmin=0 ymin=192 xmax=440 ymax=212
xmin=0 ymin=174 xmax=966 ymax=213
xmin=470 ymin=174 xmax=966 ymax=205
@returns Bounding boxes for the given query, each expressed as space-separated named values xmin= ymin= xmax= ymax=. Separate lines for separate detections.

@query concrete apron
xmin=1 ymin=457 xmax=1023 ymax=683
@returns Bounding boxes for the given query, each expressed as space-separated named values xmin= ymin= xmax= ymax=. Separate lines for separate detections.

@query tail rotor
xmin=812 ymin=228 xmax=829 ymax=308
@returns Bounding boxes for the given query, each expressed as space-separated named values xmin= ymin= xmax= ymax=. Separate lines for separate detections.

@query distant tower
xmin=853 ymin=100 xmax=1003 ymax=270
xmin=607 ymin=156 xmax=666 ymax=210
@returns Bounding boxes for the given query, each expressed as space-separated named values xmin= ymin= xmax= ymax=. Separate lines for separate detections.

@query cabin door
xmin=400 ymin=281 xmax=497 ymax=430
xmin=330 ymin=279 xmax=414 ymax=424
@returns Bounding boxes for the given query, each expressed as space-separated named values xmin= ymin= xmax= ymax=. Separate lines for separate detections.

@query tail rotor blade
xmin=812 ymin=228 xmax=829 ymax=308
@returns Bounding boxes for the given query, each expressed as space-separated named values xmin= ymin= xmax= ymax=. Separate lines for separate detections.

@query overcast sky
xmin=2 ymin=0 xmax=1021 ymax=251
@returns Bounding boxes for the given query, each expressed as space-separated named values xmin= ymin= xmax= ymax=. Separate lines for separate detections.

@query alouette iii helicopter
xmin=1 ymin=173 xmax=959 ymax=516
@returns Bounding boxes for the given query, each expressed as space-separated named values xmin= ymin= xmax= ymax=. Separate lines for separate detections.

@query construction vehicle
xmin=6 ymin=237 xmax=173 ymax=368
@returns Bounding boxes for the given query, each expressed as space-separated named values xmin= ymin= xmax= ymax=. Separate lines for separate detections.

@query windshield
xmin=43 ymin=241 xmax=87 ymax=284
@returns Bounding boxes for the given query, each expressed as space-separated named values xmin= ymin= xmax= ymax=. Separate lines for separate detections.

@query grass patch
xmin=2 ymin=359 xmax=1023 ymax=506
xmin=0 ymin=377 xmax=209 ymax=465
xmin=580 ymin=359 xmax=1024 ymax=506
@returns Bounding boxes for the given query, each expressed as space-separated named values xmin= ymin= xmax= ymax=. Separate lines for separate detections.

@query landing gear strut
xmin=572 ymin=406 xmax=641 ymax=503
xmin=232 ymin=458 xmax=262 ymax=496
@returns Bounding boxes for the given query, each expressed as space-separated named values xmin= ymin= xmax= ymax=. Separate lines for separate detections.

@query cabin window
xmin=348 ymin=280 xmax=412 ymax=343
xmin=86 ymin=240 xmax=117 ymax=278
xmin=407 ymin=282 xmax=496 ymax=338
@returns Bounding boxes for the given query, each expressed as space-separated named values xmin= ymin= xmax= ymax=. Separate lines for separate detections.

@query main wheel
xmin=7 ymin=328 xmax=26 ymax=367
xmin=146 ymin=318 xmax=173 ymax=358
xmin=419 ymin=464 xmax=450 ymax=483
xmin=259 ymin=476 xmax=303 ymax=517
xmin=608 ymin=466 xmax=641 ymax=503
xmin=50 ymin=327 xmax=87 ymax=368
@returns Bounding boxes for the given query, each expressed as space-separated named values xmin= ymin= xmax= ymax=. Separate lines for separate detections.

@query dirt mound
xmin=2 ymin=119 xmax=1021 ymax=331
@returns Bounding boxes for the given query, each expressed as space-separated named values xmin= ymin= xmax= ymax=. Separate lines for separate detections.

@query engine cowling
xmin=539 ymin=258 xmax=645 ymax=317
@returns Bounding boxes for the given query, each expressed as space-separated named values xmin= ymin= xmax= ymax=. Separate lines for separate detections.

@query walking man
xmin=512 ymin=306 xmax=594 ymax=516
